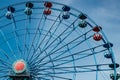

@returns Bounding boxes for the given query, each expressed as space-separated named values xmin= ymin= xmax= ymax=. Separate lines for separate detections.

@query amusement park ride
xmin=0 ymin=1 xmax=119 ymax=80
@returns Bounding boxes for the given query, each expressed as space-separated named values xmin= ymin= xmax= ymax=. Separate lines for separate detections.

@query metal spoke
xmin=0 ymin=1 xmax=116 ymax=80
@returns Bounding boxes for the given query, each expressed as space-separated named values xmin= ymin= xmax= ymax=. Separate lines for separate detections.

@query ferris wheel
xmin=0 ymin=1 xmax=119 ymax=80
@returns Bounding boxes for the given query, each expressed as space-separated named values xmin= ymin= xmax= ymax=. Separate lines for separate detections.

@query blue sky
xmin=0 ymin=0 xmax=120 ymax=80
xmin=52 ymin=0 xmax=120 ymax=68
xmin=1 ymin=0 xmax=119 ymax=69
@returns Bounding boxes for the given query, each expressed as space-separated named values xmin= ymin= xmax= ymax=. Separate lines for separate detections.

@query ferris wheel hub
xmin=13 ymin=59 xmax=27 ymax=74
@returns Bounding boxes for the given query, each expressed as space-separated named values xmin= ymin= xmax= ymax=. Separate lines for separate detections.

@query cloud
xmin=93 ymin=7 xmax=120 ymax=21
